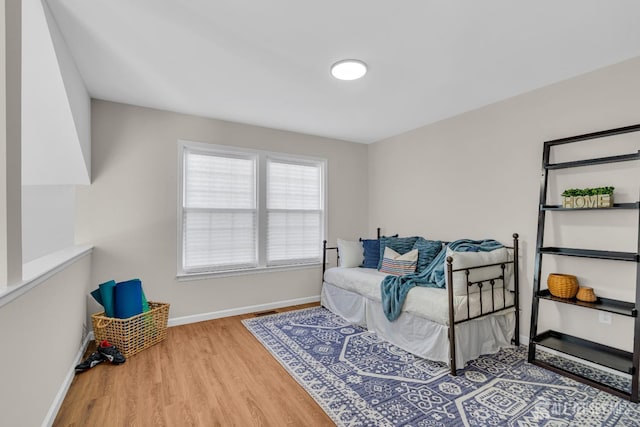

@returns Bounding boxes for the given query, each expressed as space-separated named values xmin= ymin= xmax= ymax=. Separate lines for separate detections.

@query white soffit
xmin=46 ymin=0 xmax=640 ymax=143
xmin=22 ymin=0 xmax=89 ymax=185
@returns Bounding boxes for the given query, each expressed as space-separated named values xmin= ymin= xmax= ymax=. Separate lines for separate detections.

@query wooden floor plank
xmin=54 ymin=303 xmax=334 ymax=427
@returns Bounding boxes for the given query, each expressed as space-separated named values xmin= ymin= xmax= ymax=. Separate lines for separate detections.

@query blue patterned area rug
xmin=242 ymin=306 xmax=639 ymax=426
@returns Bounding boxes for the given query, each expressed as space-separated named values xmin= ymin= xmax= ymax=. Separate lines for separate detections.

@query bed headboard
xmin=322 ymin=228 xmax=384 ymax=277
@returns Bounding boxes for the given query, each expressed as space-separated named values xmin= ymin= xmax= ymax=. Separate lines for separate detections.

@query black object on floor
xmin=97 ymin=340 xmax=126 ymax=365
xmin=74 ymin=351 xmax=105 ymax=373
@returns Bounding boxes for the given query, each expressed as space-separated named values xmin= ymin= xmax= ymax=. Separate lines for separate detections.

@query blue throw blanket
xmin=380 ymin=239 xmax=503 ymax=321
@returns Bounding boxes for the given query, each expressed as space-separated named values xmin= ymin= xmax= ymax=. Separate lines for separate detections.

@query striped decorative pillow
xmin=379 ymin=247 xmax=418 ymax=276
xmin=377 ymin=236 xmax=419 ymax=269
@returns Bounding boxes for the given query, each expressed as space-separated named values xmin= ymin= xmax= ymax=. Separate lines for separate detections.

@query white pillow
xmin=445 ymin=247 xmax=512 ymax=296
xmin=379 ymin=247 xmax=418 ymax=276
xmin=337 ymin=239 xmax=364 ymax=268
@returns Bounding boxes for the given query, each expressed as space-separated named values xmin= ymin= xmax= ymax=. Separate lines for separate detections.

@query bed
xmin=321 ymin=231 xmax=520 ymax=374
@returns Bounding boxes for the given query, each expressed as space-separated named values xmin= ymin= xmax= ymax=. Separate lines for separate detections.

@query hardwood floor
xmin=54 ymin=303 xmax=335 ymax=426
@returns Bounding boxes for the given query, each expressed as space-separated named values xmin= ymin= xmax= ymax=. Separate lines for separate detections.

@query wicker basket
xmin=91 ymin=302 xmax=169 ymax=358
xmin=576 ymin=286 xmax=597 ymax=302
xmin=547 ymin=273 xmax=579 ymax=299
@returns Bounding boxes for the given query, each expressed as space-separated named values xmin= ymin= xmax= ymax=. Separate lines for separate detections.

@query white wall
xmin=0 ymin=254 xmax=92 ymax=427
xmin=368 ymin=56 xmax=640 ymax=350
xmin=22 ymin=185 xmax=75 ymax=263
xmin=41 ymin=0 xmax=91 ymax=179
xmin=19 ymin=0 xmax=90 ymax=268
xmin=1 ymin=0 xmax=22 ymax=286
xmin=76 ymin=100 xmax=369 ymax=318
xmin=0 ymin=3 xmax=93 ymax=426
xmin=21 ymin=0 xmax=90 ymax=186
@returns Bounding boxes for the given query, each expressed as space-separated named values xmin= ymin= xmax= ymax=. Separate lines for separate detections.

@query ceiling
xmin=45 ymin=0 xmax=640 ymax=143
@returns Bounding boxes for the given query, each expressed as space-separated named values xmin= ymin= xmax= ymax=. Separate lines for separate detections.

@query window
xmin=182 ymin=149 xmax=257 ymax=272
xmin=266 ymin=158 xmax=324 ymax=266
xmin=179 ymin=142 xmax=326 ymax=276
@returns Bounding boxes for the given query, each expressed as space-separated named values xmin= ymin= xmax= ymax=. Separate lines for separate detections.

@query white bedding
xmin=321 ymin=282 xmax=516 ymax=366
xmin=323 ymin=266 xmax=515 ymax=325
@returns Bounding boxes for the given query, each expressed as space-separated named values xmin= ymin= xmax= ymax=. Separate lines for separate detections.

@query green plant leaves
xmin=561 ymin=186 xmax=614 ymax=197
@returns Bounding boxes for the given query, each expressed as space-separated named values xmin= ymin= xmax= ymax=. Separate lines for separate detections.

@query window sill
xmin=177 ymin=262 xmax=322 ymax=282
xmin=0 ymin=245 xmax=93 ymax=308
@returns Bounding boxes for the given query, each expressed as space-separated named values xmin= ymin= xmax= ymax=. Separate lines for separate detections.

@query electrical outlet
xmin=598 ymin=312 xmax=612 ymax=325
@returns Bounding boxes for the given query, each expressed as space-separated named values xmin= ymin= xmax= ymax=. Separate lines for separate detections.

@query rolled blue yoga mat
xmin=90 ymin=288 xmax=103 ymax=306
xmin=114 ymin=279 xmax=144 ymax=319
xmin=98 ymin=280 xmax=117 ymax=318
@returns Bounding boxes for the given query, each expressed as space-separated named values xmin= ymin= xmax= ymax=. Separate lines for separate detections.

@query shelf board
xmin=539 ymin=247 xmax=639 ymax=262
xmin=545 ymin=151 xmax=640 ymax=170
xmin=537 ymin=289 xmax=637 ymax=317
xmin=545 ymin=123 xmax=640 ymax=146
xmin=529 ymin=358 xmax=633 ymax=401
xmin=532 ymin=330 xmax=634 ymax=374
xmin=541 ymin=202 xmax=640 ymax=211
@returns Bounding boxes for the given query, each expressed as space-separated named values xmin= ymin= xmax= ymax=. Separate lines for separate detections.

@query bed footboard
xmin=447 ymin=233 xmax=520 ymax=375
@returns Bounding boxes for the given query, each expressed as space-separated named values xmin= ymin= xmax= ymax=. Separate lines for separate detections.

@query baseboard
xmin=167 ymin=295 xmax=321 ymax=327
xmin=519 ymin=334 xmax=529 ymax=346
xmin=86 ymin=295 xmax=321 ymax=337
xmin=42 ymin=332 xmax=93 ymax=427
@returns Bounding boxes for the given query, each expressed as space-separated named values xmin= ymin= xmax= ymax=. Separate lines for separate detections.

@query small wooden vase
xmin=576 ymin=286 xmax=597 ymax=302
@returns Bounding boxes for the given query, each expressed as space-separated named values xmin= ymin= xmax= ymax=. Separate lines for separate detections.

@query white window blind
xmin=179 ymin=142 xmax=325 ymax=275
xmin=267 ymin=158 xmax=323 ymax=265
xmin=182 ymin=150 xmax=257 ymax=272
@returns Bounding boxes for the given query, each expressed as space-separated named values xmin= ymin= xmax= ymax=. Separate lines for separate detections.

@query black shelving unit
xmin=533 ymin=331 xmax=634 ymax=373
xmin=545 ymin=151 xmax=640 ymax=170
xmin=539 ymin=247 xmax=638 ymax=262
xmin=542 ymin=202 xmax=640 ymax=211
xmin=528 ymin=123 xmax=640 ymax=403
xmin=537 ymin=289 xmax=637 ymax=317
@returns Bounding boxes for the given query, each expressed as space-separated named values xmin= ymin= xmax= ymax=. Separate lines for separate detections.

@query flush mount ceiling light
xmin=330 ymin=59 xmax=367 ymax=80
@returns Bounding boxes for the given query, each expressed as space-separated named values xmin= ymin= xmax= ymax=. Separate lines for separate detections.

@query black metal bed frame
xmin=322 ymin=230 xmax=520 ymax=375
xmin=322 ymin=227 xmax=385 ymax=277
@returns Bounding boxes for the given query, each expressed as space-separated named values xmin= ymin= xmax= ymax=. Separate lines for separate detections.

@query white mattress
xmin=323 ymin=266 xmax=514 ymax=325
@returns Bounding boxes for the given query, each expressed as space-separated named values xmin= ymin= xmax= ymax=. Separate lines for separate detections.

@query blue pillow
xmin=378 ymin=236 xmax=420 ymax=269
xmin=360 ymin=239 xmax=380 ymax=269
xmin=413 ymin=237 xmax=443 ymax=274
